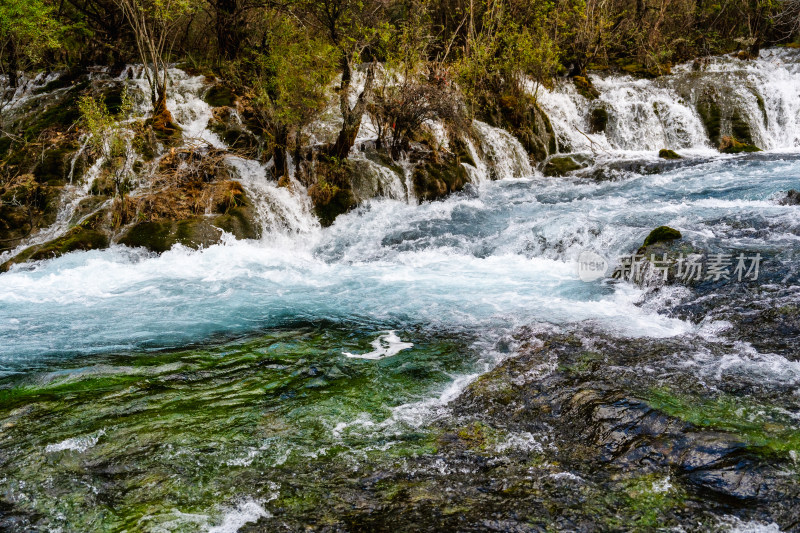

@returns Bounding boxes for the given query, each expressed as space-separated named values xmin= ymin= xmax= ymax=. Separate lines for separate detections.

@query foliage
xmin=0 ymin=0 xmax=60 ymax=88
xmin=79 ymin=88 xmax=135 ymax=202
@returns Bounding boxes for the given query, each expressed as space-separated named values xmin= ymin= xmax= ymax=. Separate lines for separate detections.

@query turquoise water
xmin=1 ymin=154 xmax=800 ymax=530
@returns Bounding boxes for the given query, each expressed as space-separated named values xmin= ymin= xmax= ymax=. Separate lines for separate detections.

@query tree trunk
xmin=8 ymin=40 xmax=19 ymax=89
xmin=294 ymin=129 xmax=302 ymax=177
xmin=330 ymin=59 xmax=376 ymax=160
xmin=215 ymin=0 xmax=242 ymax=59
xmin=150 ymin=86 xmax=179 ymax=135
xmin=272 ymin=125 xmax=289 ymax=179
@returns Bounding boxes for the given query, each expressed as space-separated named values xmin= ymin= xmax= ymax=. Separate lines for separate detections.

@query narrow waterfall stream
xmin=1 ymin=51 xmax=800 ymax=531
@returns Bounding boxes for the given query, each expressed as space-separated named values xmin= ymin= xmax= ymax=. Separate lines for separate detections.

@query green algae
xmin=0 ymin=326 xmax=476 ymax=531
xmin=647 ymin=388 xmax=800 ymax=461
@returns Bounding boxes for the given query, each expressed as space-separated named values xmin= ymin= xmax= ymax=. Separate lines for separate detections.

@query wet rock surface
xmin=237 ymin=324 xmax=800 ymax=531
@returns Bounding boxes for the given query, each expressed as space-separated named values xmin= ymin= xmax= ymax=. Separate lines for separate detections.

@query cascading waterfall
xmin=121 ymin=65 xmax=317 ymax=236
xmin=3 ymin=51 xmax=800 ymax=533
xmin=538 ymin=48 xmax=800 ymax=154
xmin=472 ymin=120 xmax=535 ymax=179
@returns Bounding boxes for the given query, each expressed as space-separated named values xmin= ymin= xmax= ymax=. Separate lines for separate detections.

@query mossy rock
xmin=413 ymin=154 xmax=469 ymax=202
xmin=719 ymin=136 xmax=761 ymax=154
xmin=697 ymin=95 xmax=722 ymax=147
xmin=1 ymin=226 xmax=109 ymax=272
xmin=210 ymin=207 xmax=260 ymax=240
xmin=208 ymin=107 xmax=260 ymax=153
xmin=543 ymin=155 xmax=586 ymax=177
xmin=33 ymin=141 xmax=84 ymax=186
xmin=204 ymin=85 xmax=236 ymax=108
xmin=643 ymin=226 xmax=682 ymax=247
xmin=730 ymin=110 xmax=754 ymax=146
xmin=478 ymin=93 xmax=556 ymax=162
xmin=658 ymin=149 xmax=682 ymax=160
xmin=21 ymin=82 xmax=87 ymax=141
xmin=573 ymin=76 xmax=600 ymax=100
xmin=118 ymin=218 xmax=224 ymax=253
xmin=313 ymin=187 xmax=356 ymax=227
xmin=589 ymin=107 xmax=608 ymax=133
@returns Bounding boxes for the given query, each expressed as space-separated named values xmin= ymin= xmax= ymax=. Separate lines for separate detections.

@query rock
xmin=643 ymin=226 xmax=681 ymax=247
xmin=697 ymin=91 xmax=722 ymax=147
xmin=779 ymin=189 xmax=800 ymax=205
xmin=479 ymin=93 xmax=557 ymax=162
xmin=307 ymin=157 xmax=358 ymax=226
xmin=0 ymin=174 xmax=62 ymax=252
xmin=118 ymin=217 xmax=223 ymax=253
xmin=543 ymin=155 xmax=586 ymax=177
xmin=658 ymin=149 xmax=682 ymax=160
xmin=346 ymin=149 xmax=405 ymax=203
xmin=719 ymin=136 xmax=761 ymax=154
xmin=204 ymin=84 xmax=236 ymax=108
xmin=412 ymin=152 xmax=469 ymax=202
xmin=573 ymin=76 xmax=600 ymax=100
xmin=589 ymin=107 xmax=608 ymax=133
xmin=207 ymin=107 xmax=260 ymax=154
xmin=1 ymin=225 xmax=109 ymax=272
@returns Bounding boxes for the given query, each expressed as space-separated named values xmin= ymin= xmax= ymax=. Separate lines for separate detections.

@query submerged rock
xmin=779 ymin=189 xmax=800 ymax=205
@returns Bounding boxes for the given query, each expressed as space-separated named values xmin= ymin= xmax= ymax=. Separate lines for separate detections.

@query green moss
xmin=204 ymin=85 xmax=236 ymax=108
xmin=543 ymin=156 xmax=584 ymax=177
xmin=658 ymin=149 xmax=682 ymax=160
xmin=573 ymin=76 xmax=600 ymax=100
xmin=1 ymin=226 xmax=109 ymax=271
xmin=619 ymin=474 xmax=686 ymax=529
xmin=589 ymin=107 xmax=608 ymax=133
xmin=118 ymin=218 xmax=226 ymax=252
xmin=642 ymin=225 xmax=681 ymax=247
xmin=719 ymin=136 xmax=762 ymax=153
xmin=697 ymin=95 xmax=721 ymax=147
xmin=647 ymin=389 xmax=800 ymax=460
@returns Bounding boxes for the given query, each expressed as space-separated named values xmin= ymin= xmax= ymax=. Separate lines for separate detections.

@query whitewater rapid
xmin=3 ymin=154 xmax=800 ymax=373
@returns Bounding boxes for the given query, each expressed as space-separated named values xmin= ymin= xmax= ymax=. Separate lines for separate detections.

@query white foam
xmin=45 ymin=429 xmax=105 ymax=453
xmin=207 ymin=498 xmax=271 ymax=533
xmin=344 ymin=331 xmax=413 ymax=360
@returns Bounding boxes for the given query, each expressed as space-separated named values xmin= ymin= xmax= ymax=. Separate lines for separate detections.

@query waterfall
xmin=120 ymin=65 xmax=318 ymax=237
xmin=537 ymin=47 xmax=800 ymax=154
xmin=462 ymin=137 xmax=491 ymax=185
xmin=473 ymin=120 xmax=535 ymax=179
xmin=226 ymin=157 xmax=319 ymax=235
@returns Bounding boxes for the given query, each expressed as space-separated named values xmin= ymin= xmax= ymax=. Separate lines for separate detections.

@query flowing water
xmin=1 ymin=52 xmax=800 ymax=531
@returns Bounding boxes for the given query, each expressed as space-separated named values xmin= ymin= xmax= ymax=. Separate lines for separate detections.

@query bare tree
xmin=116 ymin=0 xmax=193 ymax=127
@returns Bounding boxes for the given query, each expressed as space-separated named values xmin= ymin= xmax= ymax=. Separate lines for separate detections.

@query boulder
xmin=779 ymin=189 xmax=800 ymax=205
xmin=658 ymin=149 xmax=682 ymax=160
xmin=589 ymin=107 xmax=608 ymax=133
xmin=1 ymin=225 xmax=109 ymax=272
xmin=643 ymin=225 xmax=681 ymax=247
xmin=543 ymin=155 xmax=586 ymax=177
xmin=719 ymin=136 xmax=761 ymax=154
